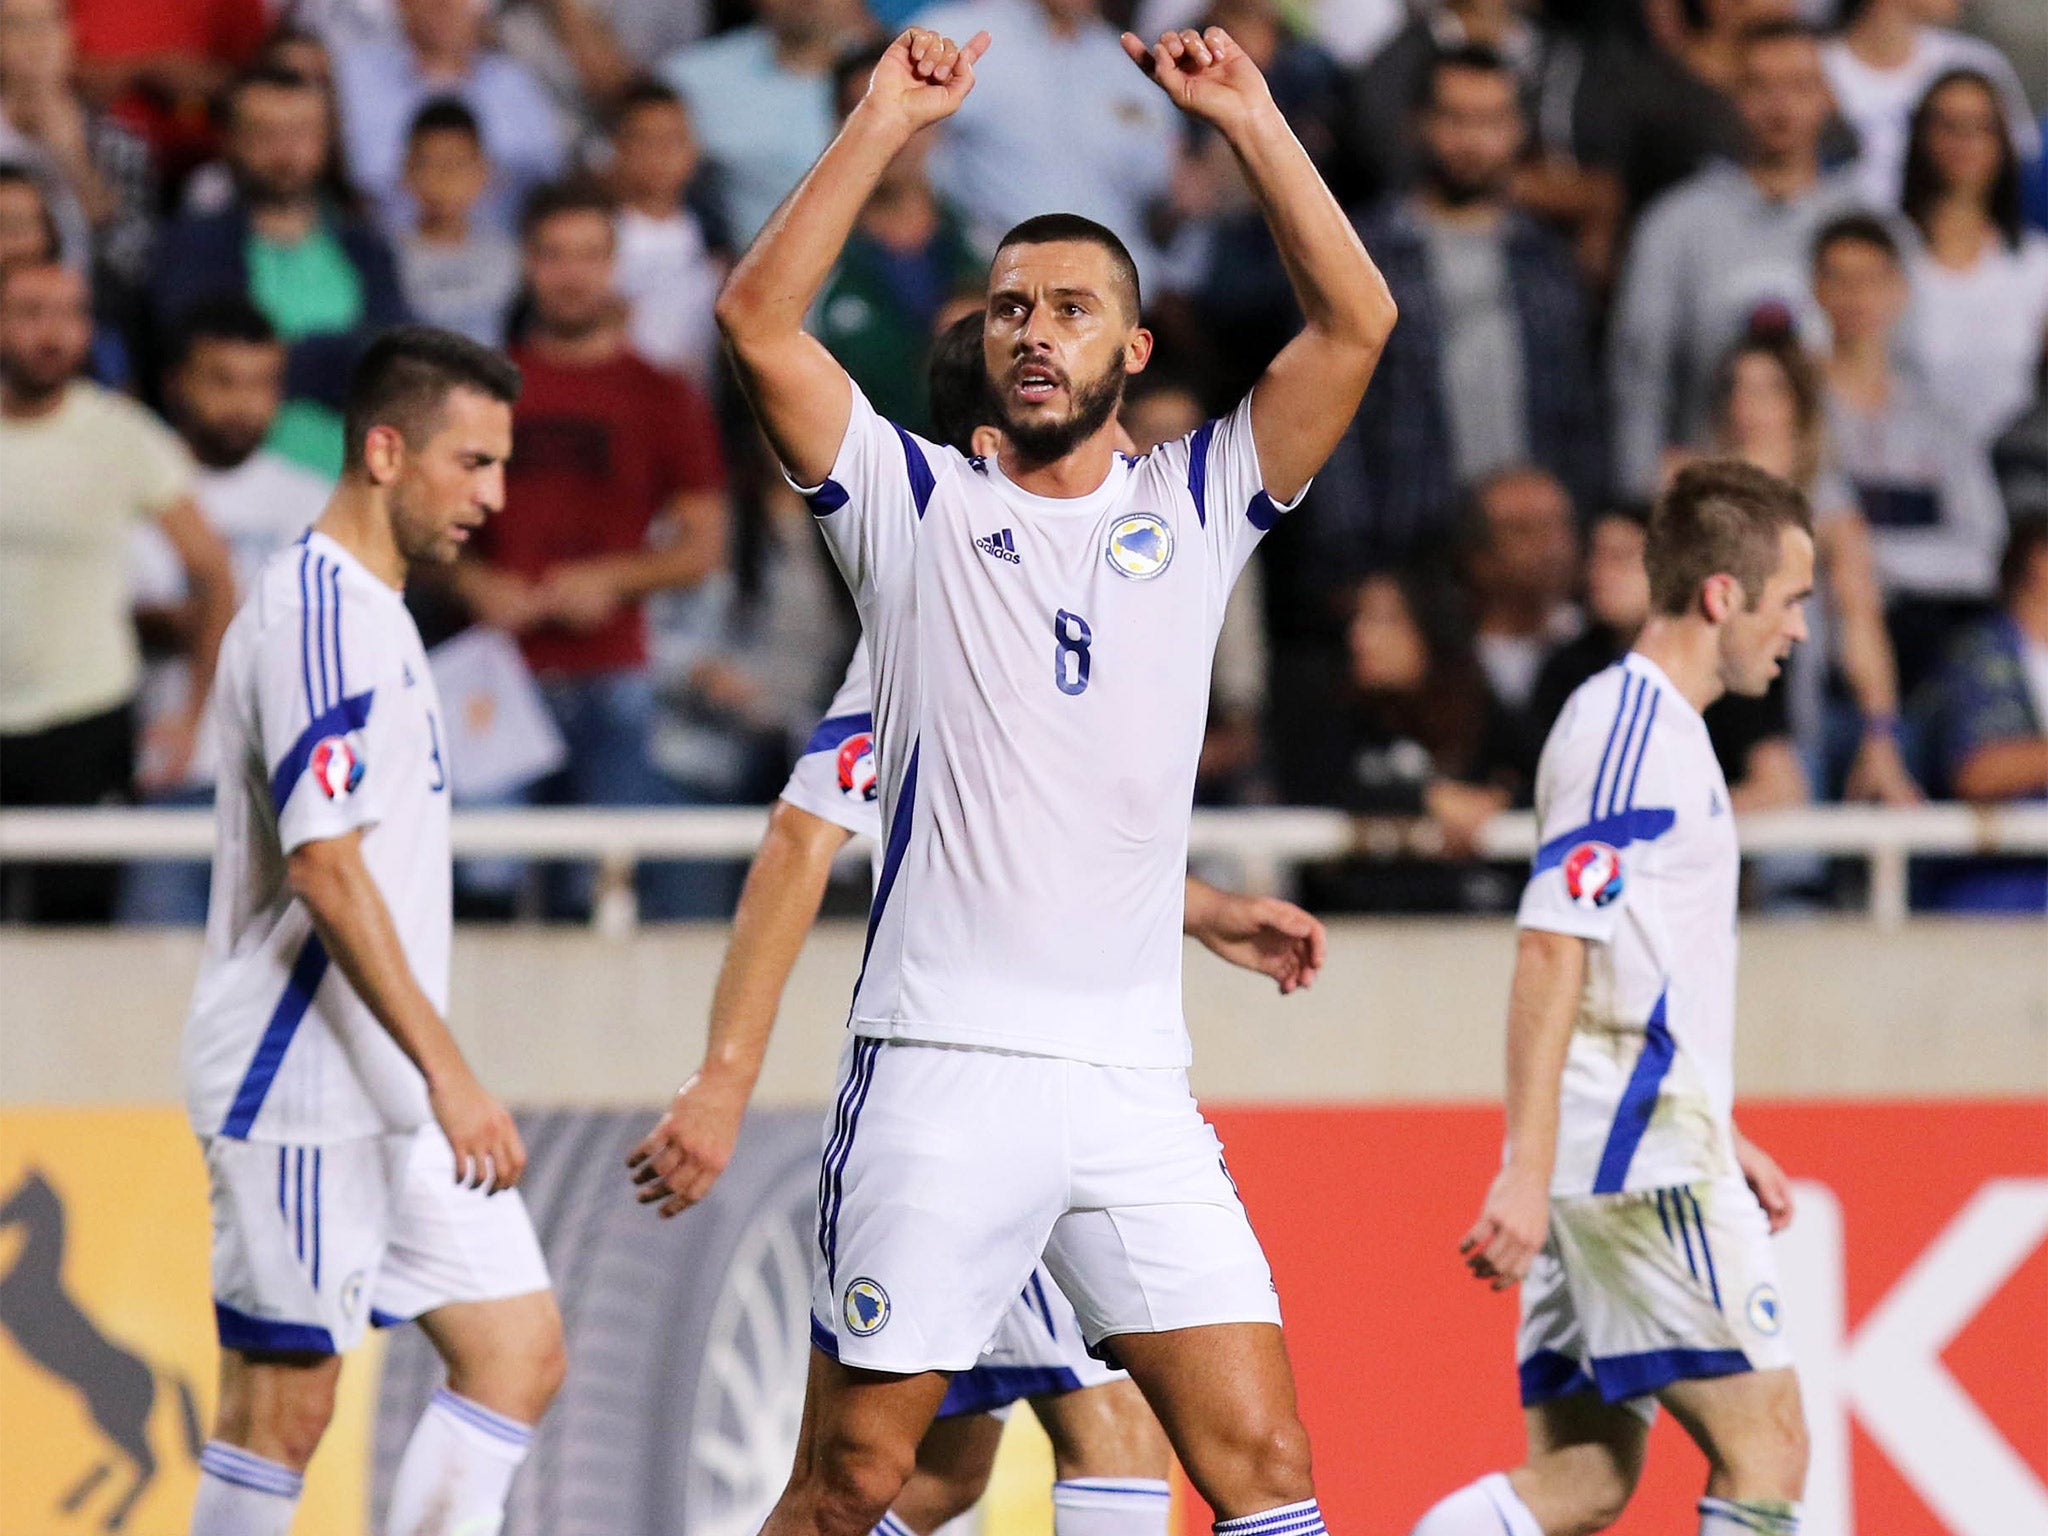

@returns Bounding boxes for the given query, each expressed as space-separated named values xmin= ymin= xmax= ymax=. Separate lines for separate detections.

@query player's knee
xmin=246 ymin=1366 xmax=340 ymax=1470
xmin=527 ymin=1321 xmax=569 ymax=1414
xmin=1715 ymin=1393 xmax=1809 ymax=1500
xmin=1199 ymin=1412 xmax=1314 ymax=1515
xmin=803 ymin=1431 xmax=920 ymax=1536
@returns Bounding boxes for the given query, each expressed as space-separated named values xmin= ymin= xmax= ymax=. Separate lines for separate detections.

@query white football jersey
xmin=795 ymin=383 xmax=1290 ymax=1068
xmin=1517 ymin=652 xmax=1742 ymax=1197
xmin=183 ymin=530 xmax=451 ymax=1144
xmin=779 ymin=644 xmax=882 ymax=843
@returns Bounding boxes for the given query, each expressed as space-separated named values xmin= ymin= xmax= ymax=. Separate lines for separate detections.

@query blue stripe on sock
xmin=1056 ymin=1480 xmax=1173 ymax=1498
xmin=432 ymin=1388 xmax=533 ymax=1448
xmin=200 ymin=1443 xmax=303 ymax=1498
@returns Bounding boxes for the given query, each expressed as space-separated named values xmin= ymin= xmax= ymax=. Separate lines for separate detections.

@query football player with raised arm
xmin=182 ymin=329 xmax=563 ymax=1536
xmin=712 ymin=21 xmax=1394 ymax=1536
xmin=629 ymin=314 xmax=1327 ymax=1536
xmin=1413 ymin=461 xmax=1814 ymax=1536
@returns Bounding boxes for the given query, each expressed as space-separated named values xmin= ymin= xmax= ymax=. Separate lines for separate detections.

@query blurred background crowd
xmin=1 ymin=0 xmax=2045 ymax=925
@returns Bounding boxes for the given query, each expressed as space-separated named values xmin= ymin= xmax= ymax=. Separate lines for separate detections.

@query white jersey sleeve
xmin=255 ymin=546 xmax=406 ymax=855
xmin=778 ymin=644 xmax=882 ymax=842
xmin=789 ymin=381 xmax=949 ymax=607
xmin=1147 ymin=393 xmax=1310 ymax=591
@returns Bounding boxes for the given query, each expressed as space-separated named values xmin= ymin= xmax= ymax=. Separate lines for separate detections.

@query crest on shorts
xmin=1745 ymin=1283 xmax=1783 ymax=1336
xmin=1562 ymin=841 xmax=1624 ymax=908
xmin=1105 ymin=513 xmax=1173 ymax=580
xmin=837 ymin=732 xmax=878 ymax=802
xmin=309 ymin=736 xmax=366 ymax=799
xmin=843 ymin=1277 xmax=890 ymax=1336
xmin=339 ymin=1270 xmax=367 ymax=1321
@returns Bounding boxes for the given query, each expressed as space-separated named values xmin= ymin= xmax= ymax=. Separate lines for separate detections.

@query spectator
xmin=606 ymin=77 xmax=724 ymax=385
xmin=1336 ymin=45 xmax=1604 ymax=564
xmin=1701 ymin=330 xmax=1922 ymax=802
xmin=394 ymin=96 xmax=520 ymax=345
xmin=0 ymin=257 xmax=233 ymax=922
xmin=0 ymin=161 xmax=128 ymax=382
xmin=1899 ymin=68 xmax=2048 ymax=448
xmin=909 ymin=0 xmax=1180 ymax=293
xmin=813 ymin=43 xmax=984 ymax=434
xmin=152 ymin=63 xmax=410 ymax=479
xmin=453 ymin=181 xmax=729 ymax=918
xmin=1609 ymin=19 xmax=1859 ymax=499
xmin=1531 ymin=505 xmax=1809 ymax=809
xmin=1915 ymin=515 xmax=2048 ymax=910
xmin=1289 ymin=567 xmax=1526 ymax=912
xmin=0 ymin=0 xmax=155 ymax=296
xmin=179 ymin=26 xmax=359 ymax=219
xmin=1822 ymin=0 xmax=2037 ymax=211
xmin=659 ymin=0 xmax=870 ymax=254
xmin=67 ymin=0 xmax=266 ymax=182
xmin=331 ymin=0 xmax=566 ymax=238
xmin=1812 ymin=210 xmax=2005 ymax=690
xmin=493 ymin=0 xmax=713 ymax=127
xmin=1461 ymin=464 xmax=1583 ymax=728
xmin=122 ymin=296 xmax=330 ymax=922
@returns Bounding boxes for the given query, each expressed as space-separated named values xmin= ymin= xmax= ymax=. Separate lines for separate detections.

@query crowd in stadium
xmin=2 ymin=0 xmax=2045 ymax=924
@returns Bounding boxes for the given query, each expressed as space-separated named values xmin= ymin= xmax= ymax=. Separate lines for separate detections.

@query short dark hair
xmin=224 ymin=61 xmax=322 ymax=126
xmin=0 ymin=164 xmax=62 ymax=262
xmin=994 ymin=213 xmax=1142 ymax=322
xmin=408 ymin=95 xmax=482 ymax=147
xmin=610 ymin=75 xmax=687 ymax=133
xmin=2000 ymin=513 xmax=2048 ymax=603
xmin=518 ymin=177 xmax=615 ymax=243
xmin=1426 ymin=42 xmax=1515 ymax=109
xmin=1646 ymin=459 xmax=1813 ymax=616
xmin=1812 ymin=211 xmax=1900 ymax=268
xmin=166 ymin=295 xmax=278 ymax=374
xmin=1903 ymin=68 xmax=2023 ymax=251
xmin=341 ymin=326 xmax=521 ymax=474
xmin=927 ymin=311 xmax=996 ymax=454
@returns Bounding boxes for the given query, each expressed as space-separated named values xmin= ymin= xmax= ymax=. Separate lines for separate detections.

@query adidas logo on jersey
xmin=975 ymin=528 xmax=1021 ymax=564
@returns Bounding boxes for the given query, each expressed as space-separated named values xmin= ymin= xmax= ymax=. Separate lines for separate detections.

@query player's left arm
xmin=1122 ymin=27 xmax=1395 ymax=503
xmin=1733 ymin=1124 xmax=1795 ymax=1233
xmin=146 ymin=496 xmax=235 ymax=787
xmin=1182 ymin=876 xmax=1325 ymax=995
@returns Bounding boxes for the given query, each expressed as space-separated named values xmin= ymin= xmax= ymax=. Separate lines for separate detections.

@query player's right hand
xmin=1460 ymin=1163 xmax=1549 ymax=1291
xmin=431 ymin=1070 xmax=527 ymax=1194
xmin=626 ymin=1070 xmax=748 ymax=1218
xmin=864 ymin=27 xmax=990 ymax=132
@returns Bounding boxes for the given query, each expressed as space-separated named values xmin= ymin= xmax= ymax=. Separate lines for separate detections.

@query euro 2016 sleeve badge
xmin=843 ymin=1277 xmax=890 ymax=1336
xmin=309 ymin=735 xmax=366 ymax=799
xmin=1562 ymin=841 xmax=1624 ymax=908
xmin=1105 ymin=512 xmax=1174 ymax=580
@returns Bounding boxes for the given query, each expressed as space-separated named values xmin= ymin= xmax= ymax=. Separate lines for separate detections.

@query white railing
xmin=4 ymin=804 xmax=2046 ymax=932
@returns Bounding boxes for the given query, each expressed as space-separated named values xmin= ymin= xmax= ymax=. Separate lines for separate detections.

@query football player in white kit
xmin=713 ymin=20 xmax=1395 ymax=1536
xmin=1413 ymin=461 xmax=1815 ymax=1536
xmin=629 ymin=314 xmax=1327 ymax=1536
xmin=181 ymin=329 xmax=563 ymax=1536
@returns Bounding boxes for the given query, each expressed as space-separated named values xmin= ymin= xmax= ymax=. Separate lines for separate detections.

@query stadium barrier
xmin=5 ymin=801 xmax=2047 ymax=929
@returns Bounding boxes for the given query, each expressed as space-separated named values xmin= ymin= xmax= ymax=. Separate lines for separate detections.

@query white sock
xmin=384 ymin=1387 xmax=535 ymax=1536
xmin=873 ymin=1514 xmax=919 ymax=1536
xmin=1214 ymin=1497 xmax=1328 ymax=1536
xmin=1410 ymin=1473 xmax=1543 ymax=1536
xmin=1699 ymin=1497 xmax=1800 ymax=1535
xmin=1054 ymin=1478 xmax=1173 ymax=1536
xmin=190 ymin=1442 xmax=302 ymax=1535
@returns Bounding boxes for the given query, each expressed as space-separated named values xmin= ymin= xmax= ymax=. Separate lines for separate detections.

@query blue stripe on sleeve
xmin=269 ymin=691 xmax=375 ymax=816
xmin=1604 ymin=676 xmax=1650 ymax=816
xmin=1187 ymin=419 xmax=1217 ymax=528
xmin=892 ymin=423 xmax=936 ymax=518
xmin=313 ymin=558 xmax=331 ymax=712
xmin=327 ymin=562 xmax=344 ymax=701
xmin=1622 ymin=689 xmax=1661 ymax=811
xmin=1530 ymin=806 xmax=1676 ymax=874
xmin=805 ymin=478 xmax=850 ymax=517
xmin=297 ymin=550 xmax=316 ymax=716
xmin=801 ymin=712 xmax=874 ymax=757
xmin=1587 ymin=671 xmax=1635 ymax=819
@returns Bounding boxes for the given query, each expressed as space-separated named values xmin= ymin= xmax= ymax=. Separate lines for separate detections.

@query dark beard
xmin=994 ymin=350 xmax=1126 ymax=465
xmin=180 ymin=418 xmax=266 ymax=470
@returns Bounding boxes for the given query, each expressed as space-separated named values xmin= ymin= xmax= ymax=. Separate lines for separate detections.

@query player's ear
xmin=970 ymin=424 xmax=1003 ymax=457
xmin=362 ymin=423 xmax=407 ymax=487
xmin=1701 ymin=572 xmax=1740 ymax=624
xmin=1123 ymin=327 xmax=1154 ymax=375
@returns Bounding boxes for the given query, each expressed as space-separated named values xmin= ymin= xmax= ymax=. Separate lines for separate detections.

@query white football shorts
xmin=206 ymin=1123 xmax=551 ymax=1355
xmin=1517 ymin=1173 xmax=1793 ymax=1425
xmin=811 ymin=1038 xmax=1281 ymax=1375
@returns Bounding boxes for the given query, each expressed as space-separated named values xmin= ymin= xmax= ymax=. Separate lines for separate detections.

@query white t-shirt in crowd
xmin=1822 ymin=28 xmax=2040 ymax=210
xmin=1907 ymin=228 xmax=2048 ymax=447
xmin=184 ymin=531 xmax=451 ymax=1145
xmin=614 ymin=206 xmax=725 ymax=386
xmin=1518 ymin=653 xmax=1743 ymax=1197
xmin=129 ymin=450 xmax=332 ymax=786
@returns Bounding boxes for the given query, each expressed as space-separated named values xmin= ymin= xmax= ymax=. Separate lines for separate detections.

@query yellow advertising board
xmin=0 ymin=1109 xmax=376 ymax=1536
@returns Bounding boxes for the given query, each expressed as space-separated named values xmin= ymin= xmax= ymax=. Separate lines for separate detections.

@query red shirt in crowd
xmin=70 ymin=0 xmax=267 ymax=171
xmin=487 ymin=347 xmax=726 ymax=678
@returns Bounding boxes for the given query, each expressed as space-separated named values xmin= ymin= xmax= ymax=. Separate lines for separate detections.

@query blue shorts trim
xmin=1589 ymin=1345 xmax=1752 ymax=1401
xmin=937 ymin=1363 xmax=1083 ymax=1419
xmin=214 ymin=1300 xmax=336 ymax=1356
xmin=1517 ymin=1347 xmax=1597 ymax=1405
